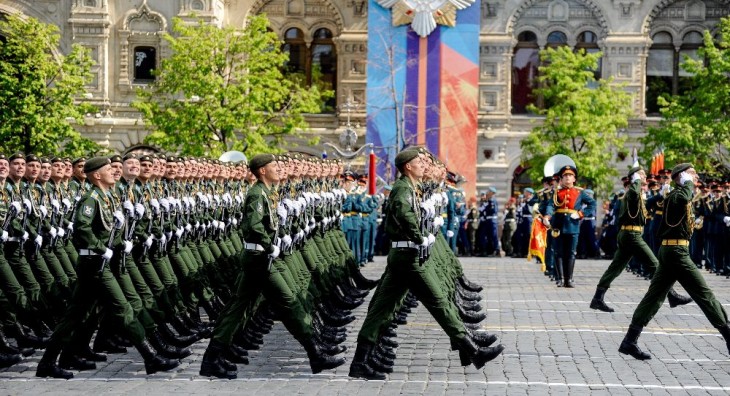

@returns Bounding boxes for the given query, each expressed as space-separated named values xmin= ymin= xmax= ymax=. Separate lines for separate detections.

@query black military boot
xmin=77 ymin=345 xmax=107 ymax=362
xmin=58 ymin=349 xmax=96 ymax=371
xmin=590 ymin=287 xmax=614 ymax=312
xmin=468 ymin=329 xmax=498 ymax=347
xmin=159 ymin=323 xmax=201 ymax=348
xmin=170 ymin=315 xmax=197 ymax=337
xmin=618 ymin=324 xmax=651 ymax=360
xmin=554 ymin=258 xmax=564 ymax=287
xmin=200 ymin=299 xmax=220 ymax=321
xmin=456 ymin=286 xmax=482 ymax=302
xmin=149 ymin=330 xmax=192 ymax=359
xmin=36 ymin=343 xmax=73 ymax=379
xmin=223 ymin=345 xmax=249 ymax=365
xmin=8 ymin=322 xmax=48 ymax=349
xmin=459 ymin=308 xmax=486 ymax=324
xmin=458 ymin=275 xmax=483 ymax=292
xmin=563 ymin=257 xmax=575 ymax=288
xmin=380 ymin=336 xmax=399 ymax=349
xmin=199 ymin=340 xmax=237 ymax=379
xmin=667 ymin=289 xmax=692 ymax=308
xmin=92 ymin=328 xmax=127 ymax=354
xmin=348 ymin=342 xmax=386 ymax=380
xmin=454 ymin=336 xmax=504 ymax=369
xmin=135 ymin=339 xmax=180 ymax=375
xmin=350 ymin=269 xmax=379 ymax=290
xmin=303 ymin=338 xmax=346 ymax=374
xmin=0 ymin=327 xmax=34 ymax=357
xmin=718 ymin=323 xmax=730 ymax=354
xmin=0 ymin=351 xmax=21 ymax=369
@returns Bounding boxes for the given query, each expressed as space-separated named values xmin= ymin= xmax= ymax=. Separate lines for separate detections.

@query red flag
xmin=368 ymin=150 xmax=376 ymax=195
xmin=658 ymin=150 xmax=665 ymax=171
xmin=528 ymin=217 xmax=548 ymax=270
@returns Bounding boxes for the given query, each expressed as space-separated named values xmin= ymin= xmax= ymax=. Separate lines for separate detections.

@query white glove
xmin=57 ymin=228 xmax=65 ymax=238
xmin=150 ymin=199 xmax=160 ymax=211
xmin=232 ymin=218 xmax=238 ymax=226
xmin=427 ymin=233 xmax=436 ymax=245
xmin=447 ymin=230 xmax=455 ymax=238
xmin=277 ymin=205 xmax=287 ymax=221
xmin=420 ymin=237 xmax=429 ymax=247
xmin=631 ymin=172 xmax=642 ymax=182
xmin=0 ymin=231 xmax=8 ymax=242
xmin=66 ymin=223 xmax=73 ymax=233
xmin=723 ymin=216 xmax=730 ymax=226
xmin=62 ymin=198 xmax=72 ymax=210
xmin=22 ymin=199 xmax=31 ymax=212
xmin=212 ymin=220 xmax=220 ymax=229
xmin=660 ymin=184 xmax=670 ymax=194
xmin=160 ymin=234 xmax=167 ymax=245
xmin=679 ymin=171 xmax=694 ymax=186
xmin=235 ymin=195 xmax=242 ymax=204
xmin=51 ymin=199 xmax=60 ymax=212
xmin=160 ymin=198 xmax=170 ymax=211
xmin=269 ymin=244 xmax=280 ymax=259
xmin=297 ymin=230 xmax=305 ymax=241
xmin=49 ymin=227 xmax=57 ymax=238
xmin=145 ymin=235 xmax=154 ymax=247
xmin=134 ymin=203 xmax=145 ymax=218
xmin=218 ymin=221 xmax=225 ymax=231
xmin=34 ymin=235 xmax=43 ymax=246
xmin=123 ymin=240 xmax=133 ymax=254
xmin=113 ymin=210 xmax=125 ymax=229
xmin=122 ymin=200 xmax=134 ymax=215
xmin=185 ymin=223 xmax=192 ymax=232
xmin=322 ymin=217 xmax=330 ymax=226
xmin=282 ymin=235 xmax=292 ymax=248
xmin=10 ymin=201 xmax=22 ymax=213
xmin=22 ymin=231 xmax=29 ymax=241
xmin=38 ymin=205 xmax=48 ymax=218
xmin=74 ymin=194 xmax=82 ymax=202
xmin=175 ymin=227 xmax=184 ymax=238
xmin=570 ymin=212 xmax=580 ymax=220
xmin=102 ymin=248 xmax=113 ymax=260
xmin=542 ymin=217 xmax=551 ymax=227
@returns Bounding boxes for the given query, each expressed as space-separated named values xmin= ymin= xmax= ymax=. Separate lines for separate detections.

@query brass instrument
xmin=694 ymin=216 xmax=704 ymax=230
xmin=551 ymin=228 xmax=561 ymax=238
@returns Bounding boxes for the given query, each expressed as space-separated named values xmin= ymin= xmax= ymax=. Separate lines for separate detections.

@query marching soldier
xmin=36 ymin=156 xmax=180 ymax=379
xmin=590 ymin=165 xmax=691 ymax=312
xmin=619 ymin=163 xmax=730 ymax=360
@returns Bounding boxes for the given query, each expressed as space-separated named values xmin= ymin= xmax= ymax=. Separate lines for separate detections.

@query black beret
xmin=122 ymin=152 xmax=138 ymax=162
xmin=84 ymin=156 xmax=110 ymax=173
xmin=139 ymin=155 xmax=152 ymax=164
xmin=395 ymin=149 xmax=419 ymax=168
xmin=671 ymin=163 xmax=693 ymax=180
xmin=249 ymin=153 xmax=276 ymax=171
xmin=72 ymin=157 xmax=86 ymax=165
xmin=50 ymin=157 xmax=64 ymax=163
xmin=0 ymin=154 xmax=6 ymax=162
xmin=25 ymin=154 xmax=40 ymax=164
xmin=40 ymin=157 xmax=51 ymax=164
xmin=108 ymin=154 xmax=122 ymax=164
xmin=9 ymin=152 xmax=25 ymax=162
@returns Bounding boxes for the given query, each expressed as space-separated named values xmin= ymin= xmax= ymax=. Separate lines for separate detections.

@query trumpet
xmin=551 ymin=228 xmax=561 ymax=238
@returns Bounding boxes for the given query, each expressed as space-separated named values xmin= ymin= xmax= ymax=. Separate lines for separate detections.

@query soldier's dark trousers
xmin=598 ymin=230 xmax=658 ymax=289
xmin=632 ymin=245 xmax=728 ymax=328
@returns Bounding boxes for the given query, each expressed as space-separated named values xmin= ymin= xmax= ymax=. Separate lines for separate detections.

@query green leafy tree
xmin=0 ymin=14 xmax=98 ymax=156
xmin=520 ymin=46 xmax=633 ymax=196
xmin=640 ymin=17 xmax=730 ymax=176
xmin=134 ymin=16 xmax=328 ymax=157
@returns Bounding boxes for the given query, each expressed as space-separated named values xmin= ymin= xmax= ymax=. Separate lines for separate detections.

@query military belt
xmin=505 ymin=219 xmax=516 ymax=223
xmin=391 ymin=241 xmax=418 ymax=249
xmin=661 ymin=239 xmax=689 ymax=246
xmin=482 ymin=216 xmax=498 ymax=220
xmin=620 ymin=225 xmax=643 ymax=232
xmin=5 ymin=237 xmax=20 ymax=243
xmin=243 ymin=243 xmax=265 ymax=252
xmin=556 ymin=209 xmax=578 ymax=214
xmin=78 ymin=249 xmax=100 ymax=256
xmin=583 ymin=217 xmax=596 ymax=220
xmin=655 ymin=210 xmax=663 ymax=215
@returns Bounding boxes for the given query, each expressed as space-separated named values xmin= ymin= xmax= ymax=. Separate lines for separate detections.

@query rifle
xmin=2 ymin=204 xmax=18 ymax=237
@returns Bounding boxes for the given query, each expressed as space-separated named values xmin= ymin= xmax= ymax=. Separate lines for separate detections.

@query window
xmin=282 ymin=27 xmax=337 ymax=112
xmin=133 ymin=46 xmax=156 ymax=83
xmin=511 ymin=31 xmax=540 ymax=114
xmin=645 ymin=30 xmax=704 ymax=115
xmin=577 ymin=31 xmax=601 ymax=81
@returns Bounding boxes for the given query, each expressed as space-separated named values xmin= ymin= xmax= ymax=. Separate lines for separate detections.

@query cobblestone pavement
xmin=2 ymin=256 xmax=730 ymax=395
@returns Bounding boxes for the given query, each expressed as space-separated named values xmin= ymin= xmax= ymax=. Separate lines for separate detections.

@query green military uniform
xmin=631 ymin=168 xmax=728 ymax=328
xmin=356 ymin=174 xmax=466 ymax=345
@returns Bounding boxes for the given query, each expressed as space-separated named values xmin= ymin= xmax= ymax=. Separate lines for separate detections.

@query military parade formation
xmin=0 ymin=147 xmax=730 ymax=381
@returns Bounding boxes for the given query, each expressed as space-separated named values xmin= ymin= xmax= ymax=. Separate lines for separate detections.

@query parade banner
xmin=366 ymin=0 xmax=479 ymax=195
xmin=528 ymin=218 xmax=548 ymax=270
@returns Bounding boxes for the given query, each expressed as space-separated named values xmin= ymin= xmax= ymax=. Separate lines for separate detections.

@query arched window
xmin=282 ymin=27 xmax=337 ymax=113
xmin=311 ymin=28 xmax=336 ymax=112
xmin=546 ymin=31 xmax=568 ymax=47
xmin=645 ymin=30 xmax=704 ymax=115
xmin=511 ymin=31 xmax=540 ymax=114
xmin=577 ymin=31 xmax=601 ymax=81
xmin=133 ymin=46 xmax=156 ymax=83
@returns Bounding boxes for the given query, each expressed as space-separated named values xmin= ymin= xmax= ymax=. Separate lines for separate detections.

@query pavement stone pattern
xmin=2 ymin=256 xmax=730 ymax=395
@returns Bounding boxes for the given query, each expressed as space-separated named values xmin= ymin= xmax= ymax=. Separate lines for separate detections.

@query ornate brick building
xmin=1 ymin=0 xmax=728 ymax=198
